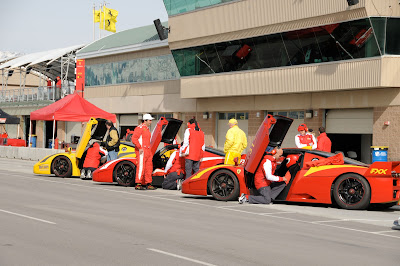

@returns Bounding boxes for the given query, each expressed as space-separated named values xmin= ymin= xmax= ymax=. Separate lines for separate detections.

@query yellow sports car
xmin=33 ymin=118 xmax=136 ymax=178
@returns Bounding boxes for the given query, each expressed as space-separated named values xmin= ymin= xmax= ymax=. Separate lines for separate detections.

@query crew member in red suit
xmin=317 ymin=126 xmax=332 ymax=152
xmin=180 ymin=118 xmax=205 ymax=179
xmin=55 ymin=76 xmax=62 ymax=99
xmin=132 ymin=113 xmax=156 ymax=190
xmin=81 ymin=141 xmax=108 ymax=180
xmin=162 ymin=148 xmax=186 ymax=190
xmin=295 ymin=123 xmax=317 ymax=150
xmin=238 ymin=147 xmax=287 ymax=204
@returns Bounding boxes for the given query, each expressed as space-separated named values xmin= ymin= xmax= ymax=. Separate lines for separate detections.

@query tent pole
xmin=52 ymin=119 xmax=55 ymax=149
xmin=28 ymin=120 xmax=32 ymax=148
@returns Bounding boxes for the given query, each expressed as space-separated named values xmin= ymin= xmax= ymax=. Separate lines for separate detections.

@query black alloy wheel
xmin=333 ymin=174 xmax=371 ymax=210
xmin=51 ymin=156 xmax=72 ymax=178
xmin=208 ymin=169 xmax=240 ymax=201
xmin=114 ymin=161 xmax=136 ymax=187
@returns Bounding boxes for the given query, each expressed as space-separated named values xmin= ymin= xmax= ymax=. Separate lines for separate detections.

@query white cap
xmin=143 ymin=113 xmax=154 ymax=121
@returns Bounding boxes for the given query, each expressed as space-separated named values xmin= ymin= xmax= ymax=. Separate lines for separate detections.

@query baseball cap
xmin=143 ymin=113 xmax=154 ymax=121
xmin=228 ymin=118 xmax=238 ymax=125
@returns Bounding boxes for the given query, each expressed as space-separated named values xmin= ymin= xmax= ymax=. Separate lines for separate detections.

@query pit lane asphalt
xmin=1 ymin=157 xmax=399 ymax=266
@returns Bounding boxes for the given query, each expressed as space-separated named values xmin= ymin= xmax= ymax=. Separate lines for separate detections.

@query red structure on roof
xmin=30 ymin=93 xmax=116 ymax=122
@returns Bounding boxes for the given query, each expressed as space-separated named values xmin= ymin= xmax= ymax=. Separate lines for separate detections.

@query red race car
xmin=92 ymin=117 xmax=228 ymax=187
xmin=182 ymin=115 xmax=400 ymax=210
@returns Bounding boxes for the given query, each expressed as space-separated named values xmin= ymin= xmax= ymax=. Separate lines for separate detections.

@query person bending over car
xmin=81 ymin=141 xmax=108 ymax=180
xmin=162 ymin=148 xmax=185 ymax=190
xmin=239 ymin=147 xmax=287 ymax=204
xmin=224 ymin=118 xmax=247 ymax=165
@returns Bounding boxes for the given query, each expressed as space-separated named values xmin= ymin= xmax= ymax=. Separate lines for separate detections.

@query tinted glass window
xmin=386 ymin=18 xmax=400 ymax=54
xmin=85 ymin=55 xmax=180 ymax=86
xmin=370 ymin=17 xmax=386 ymax=54
xmin=172 ymin=18 xmax=383 ymax=77
xmin=163 ymin=0 xmax=238 ymax=16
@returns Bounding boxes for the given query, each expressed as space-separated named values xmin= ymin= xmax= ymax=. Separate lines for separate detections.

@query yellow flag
xmin=105 ymin=19 xmax=116 ymax=33
xmin=100 ymin=8 xmax=105 ymax=30
xmin=104 ymin=7 xmax=119 ymax=21
xmin=93 ymin=9 xmax=101 ymax=23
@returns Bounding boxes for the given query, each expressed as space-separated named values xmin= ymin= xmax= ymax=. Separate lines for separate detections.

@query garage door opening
xmin=328 ymin=133 xmax=372 ymax=164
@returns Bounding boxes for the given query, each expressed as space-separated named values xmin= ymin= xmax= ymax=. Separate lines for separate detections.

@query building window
xmin=218 ymin=112 xmax=248 ymax=120
xmin=154 ymin=113 xmax=173 ymax=120
xmin=163 ymin=0 xmax=238 ymax=16
xmin=268 ymin=111 xmax=304 ymax=120
xmin=85 ymin=54 xmax=180 ymax=87
xmin=172 ymin=18 xmax=388 ymax=77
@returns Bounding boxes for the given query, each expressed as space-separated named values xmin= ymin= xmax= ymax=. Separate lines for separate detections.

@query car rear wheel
xmin=208 ymin=169 xmax=240 ymax=201
xmin=333 ymin=174 xmax=371 ymax=210
xmin=114 ymin=161 xmax=136 ymax=187
xmin=51 ymin=156 xmax=72 ymax=178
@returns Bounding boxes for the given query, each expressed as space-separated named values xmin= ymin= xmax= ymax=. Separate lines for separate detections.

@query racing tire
xmin=113 ymin=161 xmax=136 ymax=187
xmin=208 ymin=169 xmax=240 ymax=201
xmin=333 ymin=174 xmax=371 ymax=210
xmin=51 ymin=155 xmax=72 ymax=178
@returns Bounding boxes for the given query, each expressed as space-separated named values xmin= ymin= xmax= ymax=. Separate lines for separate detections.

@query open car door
xmin=244 ymin=115 xmax=293 ymax=174
xmin=150 ymin=117 xmax=182 ymax=155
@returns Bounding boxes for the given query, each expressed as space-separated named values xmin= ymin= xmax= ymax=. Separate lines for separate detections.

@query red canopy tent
xmin=29 ymin=93 xmax=116 ymax=148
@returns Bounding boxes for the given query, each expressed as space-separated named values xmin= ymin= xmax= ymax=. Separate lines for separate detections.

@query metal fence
xmin=0 ymin=86 xmax=75 ymax=103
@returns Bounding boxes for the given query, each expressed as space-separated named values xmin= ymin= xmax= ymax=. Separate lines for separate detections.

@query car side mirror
xmin=233 ymin=157 xmax=239 ymax=166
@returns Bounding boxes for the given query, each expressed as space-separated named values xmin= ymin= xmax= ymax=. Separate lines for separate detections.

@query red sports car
xmin=92 ymin=117 xmax=228 ymax=187
xmin=182 ymin=115 xmax=400 ymax=210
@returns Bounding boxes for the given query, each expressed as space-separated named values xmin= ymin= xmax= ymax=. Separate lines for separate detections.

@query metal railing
xmin=0 ymin=86 xmax=75 ymax=103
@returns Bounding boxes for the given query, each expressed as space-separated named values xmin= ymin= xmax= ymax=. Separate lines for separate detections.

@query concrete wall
xmin=0 ymin=146 xmax=64 ymax=161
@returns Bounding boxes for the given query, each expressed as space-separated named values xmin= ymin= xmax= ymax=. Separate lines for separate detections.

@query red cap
xmin=298 ymin=123 xmax=308 ymax=132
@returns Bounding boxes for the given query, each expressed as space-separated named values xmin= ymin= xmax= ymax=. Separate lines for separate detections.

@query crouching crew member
xmin=162 ymin=149 xmax=185 ymax=190
xmin=295 ymin=123 xmax=317 ymax=150
xmin=224 ymin=118 xmax=247 ymax=165
xmin=81 ymin=141 xmax=108 ymax=180
xmin=239 ymin=148 xmax=287 ymax=204
xmin=180 ymin=118 xmax=205 ymax=179
xmin=132 ymin=114 xmax=156 ymax=190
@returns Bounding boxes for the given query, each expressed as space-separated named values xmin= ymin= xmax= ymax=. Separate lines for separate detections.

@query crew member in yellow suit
xmin=224 ymin=118 xmax=247 ymax=165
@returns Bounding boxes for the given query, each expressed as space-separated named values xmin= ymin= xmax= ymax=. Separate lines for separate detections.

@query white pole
xmin=52 ymin=119 xmax=55 ymax=149
xmin=99 ymin=3 xmax=102 ymax=39
xmin=93 ymin=4 xmax=95 ymax=41
xmin=28 ymin=120 xmax=32 ymax=148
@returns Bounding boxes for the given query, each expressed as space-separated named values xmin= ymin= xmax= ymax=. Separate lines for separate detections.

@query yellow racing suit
xmin=224 ymin=125 xmax=247 ymax=165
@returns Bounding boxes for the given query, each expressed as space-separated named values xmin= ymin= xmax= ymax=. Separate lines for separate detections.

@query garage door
xmin=217 ymin=112 xmax=248 ymax=152
xmin=119 ymin=114 xmax=139 ymax=126
xmin=326 ymin=109 xmax=373 ymax=134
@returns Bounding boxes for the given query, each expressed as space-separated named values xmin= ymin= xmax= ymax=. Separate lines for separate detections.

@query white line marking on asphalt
xmin=0 ymin=209 xmax=56 ymax=225
xmin=5 ymin=173 xmax=400 ymax=239
xmin=148 ymin=248 xmax=217 ymax=266
xmin=312 ymin=219 xmax=394 ymax=223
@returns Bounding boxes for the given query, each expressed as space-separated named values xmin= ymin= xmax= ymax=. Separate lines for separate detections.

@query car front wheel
xmin=333 ymin=173 xmax=371 ymax=210
xmin=51 ymin=156 xmax=72 ymax=178
xmin=113 ymin=161 xmax=136 ymax=187
xmin=208 ymin=169 xmax=240 ymax=201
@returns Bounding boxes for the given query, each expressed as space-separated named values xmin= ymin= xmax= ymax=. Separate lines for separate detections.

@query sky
xmin=0 ymin=0 xmax=169 ymax=54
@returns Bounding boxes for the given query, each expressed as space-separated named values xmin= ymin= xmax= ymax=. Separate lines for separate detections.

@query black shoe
xmin=146 ymin=184 xmax=157 ymax=190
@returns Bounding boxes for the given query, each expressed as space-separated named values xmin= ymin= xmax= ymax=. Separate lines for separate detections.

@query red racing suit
xmin=295 ymin=133 xmax=317 ymax=150
xmin=317 ymin=132 xmax=332 ymax=152
xmin=254 ymin=155 xmax=284 ymax=190
xmin=83 ymin=142 xmax=107 ymax=169
xmin=132 ymin=123 xmax=153 ymax=185
xmin=164 ymin=150 xmax=185 ymax=176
